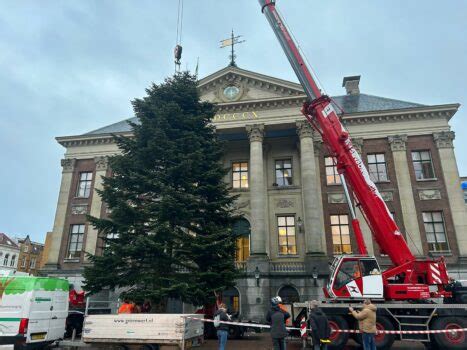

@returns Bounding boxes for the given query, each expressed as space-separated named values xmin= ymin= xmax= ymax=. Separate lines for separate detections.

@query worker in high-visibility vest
xmin=118 ymin=299 xmax=135 ymax=314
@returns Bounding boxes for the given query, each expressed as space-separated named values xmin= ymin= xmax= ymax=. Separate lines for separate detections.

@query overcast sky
xmin=1 ymin=0 xmax=466 ymax=242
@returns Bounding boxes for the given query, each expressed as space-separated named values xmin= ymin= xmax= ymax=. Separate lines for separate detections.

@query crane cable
xmin=174 ymin=0 xmax=184 ymax=73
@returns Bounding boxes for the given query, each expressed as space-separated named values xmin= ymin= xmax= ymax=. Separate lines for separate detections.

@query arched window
xmin=222 ymin=287 xmax=240 ymax=314
xmin=3 ymin=254 xmax=9 ymax=266
xmin=10 ymin=255 xmax=16 ymax=267
xmin=233 ymin=218 xmax=250 ymax=262
xmin=278 ymin=285 xmax=300 ymax=304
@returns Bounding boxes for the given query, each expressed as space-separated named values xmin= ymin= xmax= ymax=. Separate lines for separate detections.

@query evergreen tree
xmin=83 ymin=73 xmax=238 ymax=307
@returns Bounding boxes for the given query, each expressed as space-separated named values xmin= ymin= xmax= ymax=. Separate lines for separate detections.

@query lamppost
xmin=312 ymin=266 xmax=318 ymax=287
xmin=254 ymin=266 xmax=260 ymax=287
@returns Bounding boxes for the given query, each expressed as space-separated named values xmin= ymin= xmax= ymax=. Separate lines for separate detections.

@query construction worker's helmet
xmin=271 ymin=296 xmax=282 ymax=306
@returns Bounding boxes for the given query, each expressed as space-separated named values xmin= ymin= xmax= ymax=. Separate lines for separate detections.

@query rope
xmin=183 ymin=316 xmax=467 ymax=335
xmin=174 ymin=0 xmax=184 ymax=73
xmin=175 ymin=0 xmax=184 ymax=46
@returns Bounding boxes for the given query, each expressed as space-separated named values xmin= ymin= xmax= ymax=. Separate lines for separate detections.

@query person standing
xmin=117 ymin=299 xmax=135 ymax=314
xmin=141 ymin=300 xmax=152 ymax=313
xmin=308 ymin=300 xmax=331 ymax=350
xmin=349 ymin=299 xmax=377 ymax=350
xmin=266 ymin=296 xmax=290 ymax=350
xmin=213 ymin=303 xmax=230 ymax=350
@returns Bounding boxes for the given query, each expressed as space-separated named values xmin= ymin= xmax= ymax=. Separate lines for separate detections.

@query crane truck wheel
xmin=228 ymin=325 xmax=244 ymax=339
xmin=327 ymin=316 xmax=349 ymax=350
xmin=374 ymin=316 xmax=395 ymax=350
xmin=431 ymin=316 xmax=467 ymax=349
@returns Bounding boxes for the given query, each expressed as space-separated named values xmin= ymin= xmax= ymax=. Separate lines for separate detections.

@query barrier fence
xmin=184 ymin=316 xmax=467 ymax=335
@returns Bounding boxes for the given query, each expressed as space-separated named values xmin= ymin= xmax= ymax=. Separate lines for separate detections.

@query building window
xmin=10 ymin=255 xmax=16 ymax=267
xmin=368 ymin=153 xmax=388 ymax=182
xmin=331 ymin=214 xmax=352 ymax=254
xmin=236 ymin=236 xmax=250 ymax=262
xmin=277 ymin=216 xmax=297 ymax=255
xmin=412 ymin=151 xmax=435 ymax=180
xmin=104 ymin=232 xmax=119 ymax=249
xmin=232 ymin=162 xmax=249 ymax=189
xmin=275 ymin=159 xmax=293 ymax=186
xmin=77 ymin=172 xmax=93 ymax=198
xmin=67 ymin=224 xmax=85 ymax=259
xmin=423 ymin=212 xmax=450 ymax=253
xmin=3 ymin=254 xmax=9 ymax=266
xmin=233 ymin=218 xmax=250 ymax=262
xmin=23 ymin=245 xmax=28 ymax=253
xmin=30 ymin=257 xmax=36 ymax=269
xmin=222 ymin=287 xmax=240 ymax=314
xmin=21 ymin=258 xmax=26 ymax=268
xmin=325 ymin=157 xmax=341 ymax=185
xmin=278 ymin=285 xmax=300 ymax=304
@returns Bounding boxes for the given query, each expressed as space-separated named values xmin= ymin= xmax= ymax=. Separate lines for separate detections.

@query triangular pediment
xmin=198 ymin=66 xmax=305 ymax=104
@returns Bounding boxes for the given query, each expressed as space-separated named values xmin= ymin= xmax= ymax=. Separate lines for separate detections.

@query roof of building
xmin=17 ymin=235 xmax=44 ymax=247
xmin=0 ymin=233 xmax=19 ymax=249
xmin=84 ymin=93 xmax=424 ymax=136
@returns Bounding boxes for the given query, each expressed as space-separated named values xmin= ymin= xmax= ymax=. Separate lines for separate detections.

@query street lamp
xmin=297 ymin=217 xmax=304 ymax=234
xmin=312 ymin=266 xmax=318 ymax=287
xmin=254 ymin=266 xmax=260 ymax=287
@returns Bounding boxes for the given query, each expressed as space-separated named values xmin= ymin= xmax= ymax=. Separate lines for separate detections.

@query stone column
xmin=433 ymin=131 xmax=467 ymax=256
xmin=313 ymin=141 xmax=327 ymax=256
xmin=45 ymin=158 xmax=76 ymax=268
xmin=246 ymin=124 xmax=267 ymax=256
xmin=352 ymin=138 xmax=374 ymax=255
xmin=388 ymin=135 xmax=424 ymax=255
xmin=245 ymin=124 xmax=269 ymax=322
xmin=84 ymin=156 xmax=109 ymax=260
xmin=296 ymin=121 xmax=324 ymax=256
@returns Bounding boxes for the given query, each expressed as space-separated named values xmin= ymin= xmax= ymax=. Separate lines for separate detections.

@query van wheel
xmin=375 ymin=316 xmax=395 ymax=350
xmin=432 ymin=316 xmax=467 ymax=349
xmin=327 ymin=316 xmax=349 ymax=350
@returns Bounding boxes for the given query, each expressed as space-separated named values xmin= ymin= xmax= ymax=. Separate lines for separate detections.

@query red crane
xmin=258 ymin=0 xmax=451 ymax=301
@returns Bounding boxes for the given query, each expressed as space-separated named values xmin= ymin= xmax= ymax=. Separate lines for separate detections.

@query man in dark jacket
xmin=308 ymin=300 xmax=331 ymax=350
xmin=213 ymin=303 xmax=230 ymax=350
xmin=266 ymin=296 xmax=290 ymax=350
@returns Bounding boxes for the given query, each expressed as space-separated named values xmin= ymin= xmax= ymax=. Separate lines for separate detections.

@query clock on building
xmin=223 ymin=85 xmax=240 ymax=101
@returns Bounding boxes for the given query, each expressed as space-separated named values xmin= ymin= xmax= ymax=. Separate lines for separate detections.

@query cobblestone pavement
xmin=57 ymin=333 xmax=426 ymax=349
xmin=198 ymin=332 xmax=425 ymax=349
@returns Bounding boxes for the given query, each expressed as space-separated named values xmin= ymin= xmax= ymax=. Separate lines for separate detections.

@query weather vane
xmin=220 ymin=30 xmax=245 ymax=67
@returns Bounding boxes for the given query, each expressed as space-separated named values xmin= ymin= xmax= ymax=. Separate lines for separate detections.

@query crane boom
xmin=258 ymin=0 xmax=414 ymax=265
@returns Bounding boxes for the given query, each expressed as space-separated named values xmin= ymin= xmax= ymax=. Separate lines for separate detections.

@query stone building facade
xmin=16 ymin=235 xmax=44 ymax=275
xmin=0 ymin=233 xmax=20 ymax=273
xmin=42 ymin=66 xmax=467 ymax=321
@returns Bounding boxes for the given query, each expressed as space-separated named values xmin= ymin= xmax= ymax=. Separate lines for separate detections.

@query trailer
xmin=82 ymin=313 xmax=204 ymax=349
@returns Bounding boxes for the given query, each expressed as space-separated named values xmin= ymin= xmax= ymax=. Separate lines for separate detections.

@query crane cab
xmin=325 ymin=255 xmax=384 ymax=300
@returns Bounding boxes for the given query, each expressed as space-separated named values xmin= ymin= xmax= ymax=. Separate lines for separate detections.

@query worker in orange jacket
xmin=118 ymin=299 xmax=135 ymax=314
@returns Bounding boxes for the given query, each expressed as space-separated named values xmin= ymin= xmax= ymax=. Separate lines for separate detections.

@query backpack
xmin=214 ymin=314 xmax=221 ymax=328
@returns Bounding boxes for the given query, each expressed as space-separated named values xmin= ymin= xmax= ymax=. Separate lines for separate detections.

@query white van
xmin=0 ymin=276 xmax=69 ymax=348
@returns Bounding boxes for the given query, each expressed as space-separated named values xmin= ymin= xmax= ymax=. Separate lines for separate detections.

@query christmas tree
xmin=84 ymin=72 xmax=238 ymax=308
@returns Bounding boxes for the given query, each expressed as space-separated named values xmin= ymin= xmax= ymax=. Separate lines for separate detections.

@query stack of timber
xmin=82 ymin=313 xmax=204 ymax=349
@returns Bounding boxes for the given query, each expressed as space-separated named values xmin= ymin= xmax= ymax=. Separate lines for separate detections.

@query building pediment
xmin=198 ymin=66 xmax=305 ymax=104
